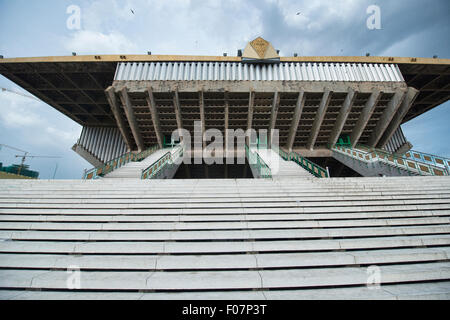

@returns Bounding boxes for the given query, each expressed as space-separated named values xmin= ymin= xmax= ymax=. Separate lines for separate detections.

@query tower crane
xmin=0 ymin=144 xmax=61 ymax=176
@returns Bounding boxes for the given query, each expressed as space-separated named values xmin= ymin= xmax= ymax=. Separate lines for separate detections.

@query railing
xmin=83 ymin=145 xmax=159 ymax=179
xmin=276 ymin=148 xmax=329 ymax=178
xmin=290 ymin=151 xmax=330 ymax=178
xmin=141 ymin=145 xmax=184 ymax=179
xmin=404 ymin=150 xmax=450 ymax=171
xmin=245 ymin=144 xmax=272 ymax=179
xmin=332 ymin=144 xmax=449 ymax=176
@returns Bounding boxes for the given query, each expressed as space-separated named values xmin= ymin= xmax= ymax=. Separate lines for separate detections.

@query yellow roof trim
xmin=0 ymin=54 xmax=448 ymax=65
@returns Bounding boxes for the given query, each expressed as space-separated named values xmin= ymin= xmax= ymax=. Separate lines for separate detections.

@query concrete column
xmin=368 ymin=89 xmax=406 ymax=148
xmin=350 ymin=89 xmax=381 ymax=147
xmin=119 ymin=87 xmax=144 ymax=152
xmin=307 ymin=89 xmax=332 ymax=150
xmin=224 ymin=91 xmax=229 ymax=155
xmin=105 ymin=86 xmax=134 ymax=151
xmin=378 ymin=87 xmax=419 ymax=148
xmin=328 ymin=88 xmax=356 ymax=147
xmin=146 ymin=87 xmax=163 ymax=148
xmin=269 ymin=91 xmax=280 ymax=148
xmin=246 ymin=90 xmax=255 ymax=144
xmin=286 ymin=89 xmax=305 ymax=152
xmin=173 ymin=89 xmax=184 ymax=138
xmin=198 ymin=90 xmax=206 ymax=147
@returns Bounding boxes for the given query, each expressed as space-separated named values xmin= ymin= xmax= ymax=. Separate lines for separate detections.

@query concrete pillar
xmin=246 ymin=90 xmax=255 ymax=144
xmin=224 ymin=91 xmax=229 ymax=156
xmin=328 ymin=88 xmax=356 ymax=147
xmin=286 ymin=89 xmax=305 ymax=152
xmin=105 ymin=86 xmax=134 ymax=151
xmin=350 ymin=89 xmax=381 ymax=147
xmin=307 ymin=89 xmax=332 ymax=150
xmin=173 ymin=89 xmax=184 ymax=139
xmin=368 ymin=89 xmax=406 ymax=148
xmin=269 ymin=91 xmax=280 ymax=149
xmin=198 ymin=90 xmax=206 ymax=147
xmin=378 ymin=87 xmax=419 ymax=148
xmin=146 ymin=87 xmax=163 ymax=148
xmin=119 ymin=87 xmax=144 ymax=152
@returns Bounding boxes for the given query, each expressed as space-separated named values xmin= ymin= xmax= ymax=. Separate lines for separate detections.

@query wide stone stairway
xmin=0 ymin=176 xmax=449 ymax=299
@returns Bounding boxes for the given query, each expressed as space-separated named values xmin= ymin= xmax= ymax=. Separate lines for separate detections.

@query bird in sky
xmin=296 ymin=12 xmax=301 ymax=15
xmin=130 ymin=9 xmax=135 ymax=14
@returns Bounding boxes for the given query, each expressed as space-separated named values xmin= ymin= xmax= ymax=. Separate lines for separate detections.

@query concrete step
xmin=0 ymin=248 xmax=448 ymax=270
xmin=0 ymin=262 xmax=448 ymax=291
xmin=1 ymin=235 xmax=449 ymax=255
xmin=1 ymin=281 xmax=449 ymax=300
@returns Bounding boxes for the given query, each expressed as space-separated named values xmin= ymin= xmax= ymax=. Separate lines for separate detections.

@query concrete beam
xmin=105 ymin=86 xmax=134 ymax=151
xmin=350 ymin=89 xmax=381 ymax=147
xmin=378 ymin=87 xmax=420 ymax=148
xmin=198 ymin=90 xmax=206 ymax=147
xmin=286 ymin=89 xmax=306 ymax=152
xmin=172 ymin=89 xmax=184 ymax=135
xmin=119 ymin=87 xmax=144 ymax=151
xmin=72 ymin=143 xmax=103 ymax=167
xmin=269 ymin=91 xmax=280 ymax=148
xmin=114 ymin=80 xmax=405 ymax=94
xmin=306 ymin=89 xmax=332 ymax=150
xmin=328 ymin=88 xmax=356 ymax=147
xmin=145 ymin=87 xmax=163 ymax=148
xmin=368 ymin=89 xmax=406 ymax=148
xmin=291 ymin=148 xmax=333 ymax=158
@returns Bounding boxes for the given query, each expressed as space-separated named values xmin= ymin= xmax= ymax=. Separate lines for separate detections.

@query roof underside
xmin=0 ymin=55 xmax=448 ymax=127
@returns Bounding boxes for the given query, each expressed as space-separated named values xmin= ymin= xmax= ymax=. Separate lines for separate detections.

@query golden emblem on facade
xmin=250 ymin=37 xmax=269 ymax=59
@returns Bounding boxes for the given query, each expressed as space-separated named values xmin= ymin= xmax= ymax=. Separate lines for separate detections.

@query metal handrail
xmin=289 ymin=151 xmax=330 ymax=178
xmin=141 ymin=145 xmax=184 ymax=179
xmin=245 ymin=144 xmax=272 ymax=179
xmin=332 ymin=144 xmax=449 ymax=176
xmin=404 ymin=149 xmax=450 ymax=170
xmin=276 ymin=148 xmax=329 ymax=178
xmin=83 ymin=144 xmax=159 ymax=179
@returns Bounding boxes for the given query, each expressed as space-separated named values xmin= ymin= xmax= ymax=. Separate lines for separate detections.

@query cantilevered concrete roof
xmin=0 ymin=54 xmax=448 ymax=128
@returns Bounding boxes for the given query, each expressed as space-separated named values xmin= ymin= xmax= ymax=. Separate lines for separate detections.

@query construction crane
xmin=1 ymin=87 xmax=40 ymax=101
xmin=14 ymin=154 xmax=61 ymax=176
xmin=0 ymin=144 xmax=61 ymax=176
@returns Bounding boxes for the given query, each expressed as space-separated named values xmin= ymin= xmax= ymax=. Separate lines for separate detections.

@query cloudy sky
xmin=0 ymin=0 xmax=449 ymax=179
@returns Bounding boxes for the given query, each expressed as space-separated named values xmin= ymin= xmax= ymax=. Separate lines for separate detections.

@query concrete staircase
xmin=103 ymin=148 xmax=174 ymax=179
xmin=254 ymin=148 xmax=313 ymax=179
xmin=332 ymin=145 xmax=448 ymax=177
xmin=0 ymin=176 xmax=450 ymax=299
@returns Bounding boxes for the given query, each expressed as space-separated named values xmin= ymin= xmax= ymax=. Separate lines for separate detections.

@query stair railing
xmin=245 ymin=144 xmax=272 ymax=179
xmin=404 ymin=150 xmax=450 ymax=172
xmin=141 ymin=144 xmax=184 ymax=179
xmin=332 ymin=144 xmax=449 ymax=176
xmin=83 ymin=144 xmax=159 ymax=179
xmin=276 ymin=147 xmax=329 ymax=178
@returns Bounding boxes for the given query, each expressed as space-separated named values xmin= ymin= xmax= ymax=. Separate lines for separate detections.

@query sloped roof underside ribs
xmin=109 ymin=80 xmax=412 ymax=151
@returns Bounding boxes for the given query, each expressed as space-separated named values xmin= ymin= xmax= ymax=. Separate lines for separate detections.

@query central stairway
xmin=103 ymin=147 xmax=176 ymax=179
xmin=0 ymin=176 xmax=449 ymax=299
xmin=253 ymin=148 xmax=313 ymax=178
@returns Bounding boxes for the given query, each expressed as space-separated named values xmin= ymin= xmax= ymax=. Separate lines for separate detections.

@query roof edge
xmin=0 ymin=54 xmax=449 ymax=65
